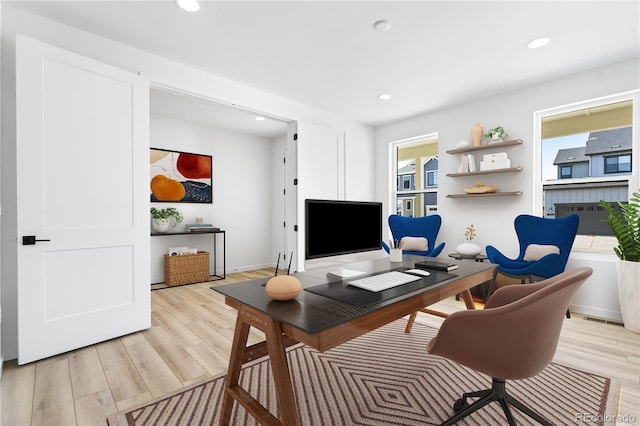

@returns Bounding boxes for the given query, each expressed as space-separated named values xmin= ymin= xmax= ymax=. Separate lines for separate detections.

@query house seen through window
xmin=540 ymin=98 xmax=634 ymax=253
xmin=394 ymin=136 xmax=438 ymax=218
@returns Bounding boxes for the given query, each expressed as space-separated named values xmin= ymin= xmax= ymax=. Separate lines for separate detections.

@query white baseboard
xmin=569 ymin=303 xmax=623 ymax=323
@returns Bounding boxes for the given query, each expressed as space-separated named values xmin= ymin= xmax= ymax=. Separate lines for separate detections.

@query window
xmin=560 ymin=166 xmax=572 ymax=179
xmin=425 ymin=170 xmax=438 ymax=188
xmin=391 ymin=134 xmax=438 ymax=218
xmin=400 ymin=175 xmax=412 ymax=190
xmin=605 ymin=154 xmax=631 ymax=174
xmin=535 ymin=92 xmax=638 ymax=254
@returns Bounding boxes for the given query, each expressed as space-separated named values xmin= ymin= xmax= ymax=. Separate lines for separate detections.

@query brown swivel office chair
xmin=427 ymin=267 xmax=593 ymax=426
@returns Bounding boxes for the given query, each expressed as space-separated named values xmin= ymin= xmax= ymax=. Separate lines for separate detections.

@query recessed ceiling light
xmin=255 ymin=116 xmax=266 ymax=121
xmin=373 ymin=20 xmax=391 ymax=32
xmin=526 ymin=36 xmax=551 ymax=49
xmin=378 ymin=94 xmax=392 ymax=100
xmin=176 ymin=0 xmax=200 ymax=12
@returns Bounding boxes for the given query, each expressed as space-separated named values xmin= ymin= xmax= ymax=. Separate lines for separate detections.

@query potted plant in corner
xmin=150 ymin=207 xmax=183 ymax=233
xmin=600 ymin=191 xmax=640 ymax=333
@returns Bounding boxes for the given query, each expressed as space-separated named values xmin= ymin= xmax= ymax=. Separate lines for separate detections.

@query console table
xmin=151 ymin=230 xmax=226 ymax=287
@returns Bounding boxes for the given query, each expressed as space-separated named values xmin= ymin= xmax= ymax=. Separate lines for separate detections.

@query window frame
xmin=604 ymin=153 xmax=632 ymax=174
xmin=560 ymin=165 xmax=573 ymax=179
xmin=399 ymin=174 xmax=412 ymax=190
xmin=533 ymin=91 xmax=639 ymax=217
xmin=533 ymin=91 xmax=639 ymax=255
xmin=388 ymin=132 xmax=439 ymax=219
xmin=425 ymin=170 xmax=438 ymax=188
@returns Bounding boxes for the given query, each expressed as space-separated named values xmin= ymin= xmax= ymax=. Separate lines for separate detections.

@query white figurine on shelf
xmin=458 ymin=154 xmax=469 ymax=173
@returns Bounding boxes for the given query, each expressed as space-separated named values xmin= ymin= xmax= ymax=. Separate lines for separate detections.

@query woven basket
xmin=164 ymin=251 xmax=210 ymax=286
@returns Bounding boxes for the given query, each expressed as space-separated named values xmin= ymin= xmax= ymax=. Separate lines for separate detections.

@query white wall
xmin=0 ymin=6 xmax=375 ymax=360
xmin=375 ymin=58 xmax=639 ymax=321
xmin=149 ymin=115 xmax=280 ymax=282
xmin=0 ymin=2 xmax=3 ymax=372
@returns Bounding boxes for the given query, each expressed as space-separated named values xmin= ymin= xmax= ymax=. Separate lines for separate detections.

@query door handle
xmin=22 ymin=236 xmax=51 ymax=245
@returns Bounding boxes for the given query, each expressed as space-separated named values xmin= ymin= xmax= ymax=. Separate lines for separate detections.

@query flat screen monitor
xmin=305 ymin=199 xmax=382 ymax=260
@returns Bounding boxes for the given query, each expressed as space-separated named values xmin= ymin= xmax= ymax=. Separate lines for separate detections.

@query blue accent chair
xmin=382 ymin=214 xmax=446 ymax=332
xmin=381 ymin=214 xmax=445 ymax=257
xmin=485 ymin=214 xmax=579 ymax=316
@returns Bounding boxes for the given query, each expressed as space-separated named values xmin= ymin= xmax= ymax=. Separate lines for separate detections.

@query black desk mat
xmin=304 ymin=268 xmax=457 ymax=307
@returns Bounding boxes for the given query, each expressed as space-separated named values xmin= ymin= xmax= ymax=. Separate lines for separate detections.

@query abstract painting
xmin=150 ymin=148 xmax=212 ymax=203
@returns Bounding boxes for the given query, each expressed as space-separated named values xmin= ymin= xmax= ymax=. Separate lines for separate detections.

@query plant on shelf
xmin=599 ymin=191 xmax=640 ymax=333
xmin=483 ymin=125 xmax=508 ymax=142
xmin=150 ymin=207 xmax=183 ymax=233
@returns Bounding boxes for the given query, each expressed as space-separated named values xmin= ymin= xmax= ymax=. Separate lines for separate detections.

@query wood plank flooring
xmin=2 ymin=269 xmax=639 ymax=426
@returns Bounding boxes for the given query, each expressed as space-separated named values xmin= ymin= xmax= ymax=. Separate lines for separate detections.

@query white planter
xmin=617 ymin=260 xmax=640 ymax=333
xmin=456 ymin=242 xmax=482 ymax=257
xmin=152 ymin=218 xmax=171 ymax=233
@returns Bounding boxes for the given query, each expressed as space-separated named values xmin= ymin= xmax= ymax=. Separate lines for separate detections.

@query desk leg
xmin=219 ymin=306 xmax=300 ymax=426
xmin=264 ymin=317 xmax=299 ymax=425
xmin=219 ymin=312 xmax=251 ymax=426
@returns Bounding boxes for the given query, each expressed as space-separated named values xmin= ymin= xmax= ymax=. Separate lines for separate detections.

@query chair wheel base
xmin=438 ymin=378 xmax=554 ymax=426
xmin=453 ymin=398 xmax=469 ymax=413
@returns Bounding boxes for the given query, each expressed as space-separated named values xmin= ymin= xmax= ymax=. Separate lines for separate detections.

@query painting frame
xmin=150 ymin=148 xmax=212 ymax=204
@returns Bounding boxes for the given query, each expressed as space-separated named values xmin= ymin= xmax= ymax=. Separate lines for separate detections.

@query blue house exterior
xmin=544 ymin=127 xmax=632 ymax=235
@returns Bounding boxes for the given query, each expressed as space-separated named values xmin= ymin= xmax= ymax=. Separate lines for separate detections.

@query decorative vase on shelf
xmin=456 ymin=242 xmax=482 ymax=257
xmin=152 ymin=218 xmax=171 ymax=233
xmin=471 ymin=123 xmax=483 ymax=147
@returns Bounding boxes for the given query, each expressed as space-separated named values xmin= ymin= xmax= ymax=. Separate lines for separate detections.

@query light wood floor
xmin=2 ymin=269 xmax=639 ymax=426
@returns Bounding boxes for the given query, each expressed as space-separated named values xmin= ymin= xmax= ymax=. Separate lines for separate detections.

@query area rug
xmin=107 ymin=320 xmax=619 ymax=426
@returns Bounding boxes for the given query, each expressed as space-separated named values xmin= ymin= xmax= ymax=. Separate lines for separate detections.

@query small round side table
xmin=448 ymin=252 xmax=488 ymax=262
xmin=448 ymin=252 xmax=490 ymax=301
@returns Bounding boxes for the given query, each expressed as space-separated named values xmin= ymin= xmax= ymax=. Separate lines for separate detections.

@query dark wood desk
xmin=213 ymin=255 xmax=494 ymax=426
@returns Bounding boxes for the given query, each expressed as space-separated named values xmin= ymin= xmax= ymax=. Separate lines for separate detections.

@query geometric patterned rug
xmin=106 ymin=320 xmax=619 ymax=426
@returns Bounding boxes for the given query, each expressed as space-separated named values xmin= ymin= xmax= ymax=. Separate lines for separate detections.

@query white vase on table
xmin=152 ymin=218 xmax=171 ymax=233
xmin=456 ymin=242 xmax=482 ymax=257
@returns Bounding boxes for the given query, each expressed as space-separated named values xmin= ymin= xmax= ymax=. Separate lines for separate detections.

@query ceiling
xmin=5 ymin=1 xmax=639 ymax=137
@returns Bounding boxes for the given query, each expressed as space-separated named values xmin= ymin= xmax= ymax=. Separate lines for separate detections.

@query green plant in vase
xmin=150 ymin=207 xmax=183 ymax=233
xmin=600 ymin=191 xmax=640 ymax=262
xmin=483 ymin=126 xmax=508 ymax=143
xmin=599 ymin=191 xmax=640 ymax=333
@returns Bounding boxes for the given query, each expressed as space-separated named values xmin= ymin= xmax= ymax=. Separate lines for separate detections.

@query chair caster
xmin=453 ymin=398 xmax=469 ymax=413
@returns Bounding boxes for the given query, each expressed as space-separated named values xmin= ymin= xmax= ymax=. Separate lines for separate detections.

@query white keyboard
xmin=347 ymin=271 xmax=421 ymax=292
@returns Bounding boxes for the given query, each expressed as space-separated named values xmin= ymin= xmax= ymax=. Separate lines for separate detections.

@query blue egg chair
xmin=486 ymin=214 xmax=580 ymax=317
xmin=381 ymin=214 xmax=445 ymax=257
xmin=382 ymin=214 xmax=446 ymax=331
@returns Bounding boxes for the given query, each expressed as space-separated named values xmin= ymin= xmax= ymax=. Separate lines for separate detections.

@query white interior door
xmin=16 ymin=35 xmax=150 ymax=364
